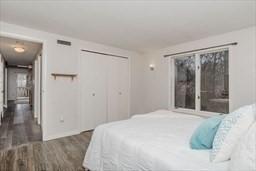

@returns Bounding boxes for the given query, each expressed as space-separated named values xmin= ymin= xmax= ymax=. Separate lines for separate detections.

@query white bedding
xmin=83 ymin=110 xmax=229 ymax=171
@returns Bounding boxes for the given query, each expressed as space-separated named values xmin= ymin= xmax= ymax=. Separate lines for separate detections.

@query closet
xmin=79 ymin=51 xmax=129 ymax=131
xmin=107 ymin=56 xmax=129 ymax=122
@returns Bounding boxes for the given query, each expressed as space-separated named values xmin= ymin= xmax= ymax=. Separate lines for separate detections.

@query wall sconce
xmin=149 ymin=64 xmax=155 ymax=71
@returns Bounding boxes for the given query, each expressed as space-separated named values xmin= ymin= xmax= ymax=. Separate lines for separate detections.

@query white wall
xmin=254 ymin=26 xmax=256 ymax=103
xmin=0 ymin=22 xmax=144 ymax=140
xmin=130 ymin=54 xmax=147 ymax=114
xmin=141 ymin=26 xmax=256 ymax=114
xmin=2 ymin=21 xmax=254 ymax=140
xmin=7 ymin=68 xmax=29 ymax=100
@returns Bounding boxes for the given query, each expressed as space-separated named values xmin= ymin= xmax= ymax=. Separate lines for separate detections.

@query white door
xmin=4 ymin=68 xmax=7 ymax=108
xmin=80 ymin=52 xmax=108 ymax=131
xmin=0 ymin=55 xmax=4 ymax=121
xmin=34 ymin=59 xmax=38 ymax=119
xmin=37 ymin=54 xmax=41 ymax=124
xmin=108 ymin=57 xmax=129 ymax=122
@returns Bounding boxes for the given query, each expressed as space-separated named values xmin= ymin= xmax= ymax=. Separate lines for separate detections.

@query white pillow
xmin=229 ymin=122 xmax=256 ymax=171
xmin=210 ymin=104 xmax=255 ymax=162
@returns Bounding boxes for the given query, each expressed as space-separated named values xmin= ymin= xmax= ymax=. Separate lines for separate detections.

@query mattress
xmin=83 ymin=110 xmax=229 ymax=171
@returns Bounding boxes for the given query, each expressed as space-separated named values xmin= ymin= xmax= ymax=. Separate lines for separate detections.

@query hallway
xmin=0 ymin=101 xmax=42 ymax=151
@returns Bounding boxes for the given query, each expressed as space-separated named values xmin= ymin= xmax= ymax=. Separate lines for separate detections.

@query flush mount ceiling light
xmin=14 ymin=47 xmax=25 ymax=53
xmin=13 ymin=41 xmax=25 ymax=53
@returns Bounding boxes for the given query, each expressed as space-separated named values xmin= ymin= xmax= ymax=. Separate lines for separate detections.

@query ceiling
xmin=0 ymin=36 xmax=42 ymax=65
xmin=0 ymin=1 xmax=255 ymax=52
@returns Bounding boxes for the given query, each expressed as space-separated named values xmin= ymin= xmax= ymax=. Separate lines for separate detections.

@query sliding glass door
xmin=172 ymin=48 xmax=229 ymax=114
xmin=174 ymin=55 xmax=196 ymax=110
xmin=200 ymin=50 xmax=229 ymax=113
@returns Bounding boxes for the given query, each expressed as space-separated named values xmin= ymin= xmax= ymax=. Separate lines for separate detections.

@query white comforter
xmin=83 ymin=110 xmax=229 ymax=171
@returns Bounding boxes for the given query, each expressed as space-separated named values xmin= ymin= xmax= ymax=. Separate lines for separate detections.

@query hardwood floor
xmin=0 ymin=101 xmax=42 ymax=150
xmin=0 ymin=101 xmax=93 ymax=171
xmin=0 ymin=131 xmax=92 ymax=171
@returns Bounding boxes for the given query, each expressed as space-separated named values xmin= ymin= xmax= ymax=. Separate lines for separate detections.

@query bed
xmin=83 ymin=110 xmax=229 ymax=171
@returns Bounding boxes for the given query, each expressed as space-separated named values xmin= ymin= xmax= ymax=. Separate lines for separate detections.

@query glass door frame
xmin=169 ymin=46 xmax=231 ymax=117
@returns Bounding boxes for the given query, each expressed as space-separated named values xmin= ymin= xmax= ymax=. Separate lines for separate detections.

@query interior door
xmin=4 ymin=68 xmax=7 ymax=108
xmin=80 ymin=52 xmax=107 ymax=131
xmin=108 ymin=57 xmax=129 ymax=122
xmin=37 ymin=54 xmax=41 ymax=125
xmin=118 ymin=58 xmax=129 ymax=120
xmin=0 ymin=55 xmax=3 ymax=120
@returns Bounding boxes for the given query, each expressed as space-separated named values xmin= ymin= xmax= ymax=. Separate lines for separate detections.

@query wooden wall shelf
xmin=51 ymin=73 xmax=77 ymax=80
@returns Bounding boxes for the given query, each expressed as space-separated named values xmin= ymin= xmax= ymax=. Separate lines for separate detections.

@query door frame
xmin=4 ymin=67 xmax=8 ymax=108
xmin=0 ymin=54 xmax=3 ymax=125
xmin=0 ymin=32 xmax=46 ymax=138
xmin=168 ymin=46 xmax=232 ymax=117
xmin=34 ymin=52 xmax=42 ymax=125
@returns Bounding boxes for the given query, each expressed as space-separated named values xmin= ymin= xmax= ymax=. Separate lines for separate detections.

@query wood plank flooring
xmin=0 ymin=101 xmax=42 ymax=150
xmin=0 ymin=101 xmax=93 ymax=171
xmin=0 ymin=131 xmax=93 ymax=171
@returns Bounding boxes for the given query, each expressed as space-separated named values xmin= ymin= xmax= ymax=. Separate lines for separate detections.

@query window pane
xmin=175 ymin=55 xmax=195 ymax=109
xmin=200 ymin=50 xmax=229 ymax=113
xmin=17 ymin=74 xmax=27 ymax=87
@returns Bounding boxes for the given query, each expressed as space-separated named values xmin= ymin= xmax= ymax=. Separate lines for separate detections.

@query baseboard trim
xmin=43 ymin=130 xmax=80 ymax=141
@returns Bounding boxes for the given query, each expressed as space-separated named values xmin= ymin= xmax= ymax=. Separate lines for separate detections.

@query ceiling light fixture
xmin=14 ymin=47 xmax=25 ymax=53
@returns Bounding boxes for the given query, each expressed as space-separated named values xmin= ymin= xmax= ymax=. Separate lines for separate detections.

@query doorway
xmin=0 ymin=36 xmax=43 ymax=150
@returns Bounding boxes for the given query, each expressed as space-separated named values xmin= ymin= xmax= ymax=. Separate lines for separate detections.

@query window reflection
xmin=175 ymin=55 xmax=195 ymax=110
xmin=200 ymin=50 xmax=229 ymax=113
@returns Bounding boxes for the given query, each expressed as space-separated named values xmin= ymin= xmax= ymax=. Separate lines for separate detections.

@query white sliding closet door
xmin=80 ymin=52 xmax=108 ymax=131
xmin=108 ymin=57 xmax=129 ymax=122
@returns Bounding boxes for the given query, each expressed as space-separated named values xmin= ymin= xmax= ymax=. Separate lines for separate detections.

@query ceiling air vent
xmin=57 ymin=39 xmax=71 ymax=46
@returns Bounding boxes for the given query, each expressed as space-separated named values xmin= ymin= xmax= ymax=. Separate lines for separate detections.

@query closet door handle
xmin=92 ymin=93 xmax=96 ymax=96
